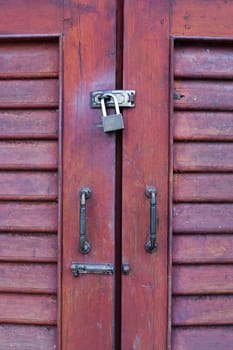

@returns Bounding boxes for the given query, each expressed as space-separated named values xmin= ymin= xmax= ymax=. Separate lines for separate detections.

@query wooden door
xmin=122 ymin=1 xmax=233 ymax=349
xmin=1 ymin=1 xmax=233 ymax=350
xmin=0 ymin=1 xmax=117 ymax=349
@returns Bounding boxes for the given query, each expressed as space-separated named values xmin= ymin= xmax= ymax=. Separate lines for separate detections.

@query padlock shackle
xmin=101 ymin=93 xmax=121 ymax=115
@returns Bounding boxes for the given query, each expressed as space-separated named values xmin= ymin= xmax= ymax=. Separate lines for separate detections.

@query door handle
xmin=79 ymin=187 xmax=92 ymax=254
xmin=145 ymin=186 xmax=158 ymax=253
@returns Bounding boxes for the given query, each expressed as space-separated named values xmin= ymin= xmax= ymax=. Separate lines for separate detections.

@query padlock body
xmin=102 ymin=113 xmax=124 ymax=132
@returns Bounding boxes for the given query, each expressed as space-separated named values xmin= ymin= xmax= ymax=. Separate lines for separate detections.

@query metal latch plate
xmin=91 ymin=90 xmax=135 ymax=108
xmin=71 ymin=262 xmax=131 ymax=277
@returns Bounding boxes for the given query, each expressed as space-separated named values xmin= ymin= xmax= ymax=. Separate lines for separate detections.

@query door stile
xmin=62 ymin=1 xmax=117 ymax=349
xmin=122 ymin=0 xmax=170 ymax=348
xmin=57 ymin=34 xmax=63 ymax=350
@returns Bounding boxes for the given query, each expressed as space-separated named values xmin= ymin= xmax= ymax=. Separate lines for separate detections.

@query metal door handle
xmin=79 ymin=187 xmax=92 ymax=254
xmin=145 ymin=186 xmax=158 ymax=253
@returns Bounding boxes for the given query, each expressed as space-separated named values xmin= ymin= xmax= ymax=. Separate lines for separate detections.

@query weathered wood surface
xmin=0 ymin=325 xmax=57 ymax=350
xmin=0 ymin=80 xmax=58 ymax=108
xmin=0 ymin=233 xmax=57 ymax=262
xmin=0 ymin=111 xmax=58 ymax=139
xmin=122 ymin=0 xmax=169 ymax=348
xmin=173 ymin=265 xmax=233 ymax=294
xmin=171 ymin=0 xmax=233 ymax=36
xmin=0 ymin=263 xmax=57 ymax=293
xmin=174 ymin=80 xmax=233 ymax=110
xmin=173 ymin=235 xmax=233 ymax=263
xmin=0 ymin=0 xmax=63 ymax=34
xmin=173 ymin=174 xmax=233 ymax=202
xmin=173 ymin=112 xmax=233 ymax=141
xmin=0 ymin=203 xmax=58 ymax=232
xmin=173 ymin=296 xmax=233 ymax=325
xmin=174 ymin=143 xmax=233 ymax=172
xmin=62 ymin=1 xmax=116 ymax=349
xmin=0 ymin=172 xmax=57 ymax=200
xmin=0 ymin=141 xmax=57 ymax=170
xmin=173 ymin=204 xmax=233 ymax=233
xmin=0 ymin=40 xmax=58 ymax=78
xmin=0 ymin=294 xmax=57 ymax=325
xmin=172 ymin=327 xmax=233 ymax=350
xmin=174 ymin=43 xmax=233 ymax=78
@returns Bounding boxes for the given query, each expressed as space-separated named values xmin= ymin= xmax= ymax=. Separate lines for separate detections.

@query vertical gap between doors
xmin=114 ymin=0 xmax=124 ymax=349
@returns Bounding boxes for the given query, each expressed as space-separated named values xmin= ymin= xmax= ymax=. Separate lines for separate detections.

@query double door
xmin=0 ymin=1 xmax=233 ymax=349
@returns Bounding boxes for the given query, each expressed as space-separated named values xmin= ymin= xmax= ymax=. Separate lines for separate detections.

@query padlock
xmin=100 ymin=93 xmax=124 ymax=132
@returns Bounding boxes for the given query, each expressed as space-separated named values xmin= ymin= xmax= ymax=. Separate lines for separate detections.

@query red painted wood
xmin=173 ymin=112 xmax=233 ymax=141
xmin=0 ymin=263 xmax=57 ymax=294
xmin=174 ymin=143 xmax=233 ymax=172
xmin=0 ymin=40 xmax=58 ymax=78
xmin=62 ymin=1 xmax=116 ymax=349
xmin=0 ymin=294 xmax=57 ymax=325
xmin=0 ymin=172 xmax=57 ymax=200
xmin=174 ymin=42 xmax=233 ymax=78
xmin=0 ymin=325 xmax=57 ymax=350
xmin=173 ymin=174 xmax=233 ymax=202
xmin=171 ymin=0 xmax=233 ymax=37
xmin=122 ymin=1 xmax=169 ymax=348
xmin=0 ymin=1 xmax=63 ymax=34
xmin=174 ymin=80 xmax=233 ymax=111
xmin=0 ymin=111 xmax=58 ymax=139
xmin=173 ymin=296 xmax=233 ymax=326
xmin=173 ymin=265 xmax=233 ymax=294
xmin=0 ymin=233 xmax=57 ymax=262
xmin=0 ymin=80 xmax=58 ymax=108
xmin=0 ymin=203 xmax=58 ymax=232
xmin=173 ymin=204 xmax=233 ymax=233
xmin=173 ymin=235 xmax=233 ymax=263
xmin=0 ymin=141 xmax=57 ymax=170
xmin=172 ymin=327 xmax=233 ymax=350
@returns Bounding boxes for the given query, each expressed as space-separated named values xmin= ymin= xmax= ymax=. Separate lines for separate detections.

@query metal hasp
xmin=79 ymin=187 xmax=92 ymax=254
xmin=91 ymin=90 xmax=135 ymax=108
xmin=71 ymin=263 xmax=131 ymax=277
xmin=145 ymin=186 xmax=158 ymax=253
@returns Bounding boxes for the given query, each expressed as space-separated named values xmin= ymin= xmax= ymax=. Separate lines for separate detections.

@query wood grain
xmin=0 ymin=41 xmax=58 ymax=78
xmin=122 ymin=0 xmax=169 ymax=349
xmin=0 ymin=110 xmax=58 ymax=139
xmin=173 ymin=296 xmax=233 ymax=325
xmin=0 ymin=80 xmax=58 ymax=108
xmin=0 ymin=1 xmax=62 ymax=34
xmin=173 ymin=112 xmax=233 ymax=141
xmin=173 ymin=204 xmax=233 ymax=233
xmin=174 ymin=143 xmax=233 ymax=172
xmin=173 ymin=235 xmax=233 ymax=263
xmin=173 ymin=174 xmax=233 ymax=202
xmin=62 ymin=1 xmax=116 ymax=349
xmin=171 ymin=0 xmax=233 ymax=37
xmin=0 ymin=141 xmax=57 ymax=170
xmin=174 ymin=80 xmax=233 ymax=111
xmin=0 ymin=325 xmax=56 ymax=350
xmin=0 ymin=172 xmax=57 ymax=200
xmin=0 ymin=233 xmax=57 ymax=262
xmin=0 ymin=294 xmax=57 ymax=325
xmin=0 ymin=202 xmax=58 ymax=232
xmin=172 ymin=326 xmax=233 ymax=350
xmin=0 ymin=263 xmax=57 ymax=294
xmin=174 ymin=43 xmax=233 ymax=78
xmin=173 ymin=265 xmax=233 ymax=295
